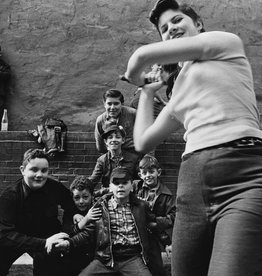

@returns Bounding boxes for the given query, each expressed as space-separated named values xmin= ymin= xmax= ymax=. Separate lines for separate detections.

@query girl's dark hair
xmin=70 ymin=175 xmax=94 ymax=195
xmin=162 ymin=63 xmax=180 ymax=100
xmin=149 ymin=0 xmax=205 ymax=33
xmin=22 ymin=148 xmax=49 ymax=167
xmin=149 ymin=0 xmax=205 ymax=99
xmin=103 ymin=89 xmax=124 ymax=104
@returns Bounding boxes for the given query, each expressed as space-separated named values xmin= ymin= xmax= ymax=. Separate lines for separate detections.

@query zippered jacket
xmin=69 ymin=192 xmax=156 ymax=267
xmin=133 ymin=180 xmax=176 ymax=234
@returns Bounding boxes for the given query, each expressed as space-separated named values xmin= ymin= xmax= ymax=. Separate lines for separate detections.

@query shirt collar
xmin=142 ymin=180 xmax=160 ymax=192
xmin=109 ymin=151 xmax=123 ymax=160
xmin=109 ymin=196 xmax=130 ymax=209
xmin=105 ymin=112 xmax=121 ymax=122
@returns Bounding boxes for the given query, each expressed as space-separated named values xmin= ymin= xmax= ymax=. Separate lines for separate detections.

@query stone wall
xmin=0 ymin=0 xmax=261 ymax=131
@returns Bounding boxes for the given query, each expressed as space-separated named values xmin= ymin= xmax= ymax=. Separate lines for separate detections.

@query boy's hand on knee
xmin=54 ymin=239 xmax=70 ymax=255
xmin=45 ymin=232 xmax=69 ymax=254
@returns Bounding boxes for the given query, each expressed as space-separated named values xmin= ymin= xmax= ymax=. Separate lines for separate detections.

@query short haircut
xmin=22 ymin=148 xmax=49 ymax=167
xmin=103 ymin=89 xmax=124 ymax=104
xmin=149 ymin=0 xmax=205 ymax=33
xmin=139 ymin=154 xmax=161 ymax=170
xmin=70 ymin=175 xmax=94 ymax=195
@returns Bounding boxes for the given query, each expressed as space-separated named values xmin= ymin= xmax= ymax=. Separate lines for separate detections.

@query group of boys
xmin=0 ymin=88 xmax=176 ymax=276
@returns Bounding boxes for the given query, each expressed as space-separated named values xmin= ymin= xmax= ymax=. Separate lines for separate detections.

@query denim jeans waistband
xmin=183 ymin=136 xmax=262 ymax=161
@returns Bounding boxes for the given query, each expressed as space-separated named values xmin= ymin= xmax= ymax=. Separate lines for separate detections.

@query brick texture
xmin=0 ymin=131 xmax=185 ymax=196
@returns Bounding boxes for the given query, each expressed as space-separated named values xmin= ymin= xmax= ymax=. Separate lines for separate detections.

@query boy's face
xmin=72 ymin=189 xmax=92 ymax=212
xmin=104 ymin=97 xmax=122 ymax=118
xmin=20 ymin=158 xmax=49 ymax=190
xmin=139 ymin=167 xmax=161 ymax=188
xmin=104 ymin=131 xmax=125 ymax=152
xmin=110 ymin=178 xmax=132 ymax=203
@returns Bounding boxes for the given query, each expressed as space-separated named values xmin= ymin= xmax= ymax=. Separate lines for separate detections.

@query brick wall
xmin=0 ymin=131 xmax=185 ymax=196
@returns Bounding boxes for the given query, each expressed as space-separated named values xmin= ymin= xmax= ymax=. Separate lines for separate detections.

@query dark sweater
xmin=0 ymin=177 xmax=77 ymax=253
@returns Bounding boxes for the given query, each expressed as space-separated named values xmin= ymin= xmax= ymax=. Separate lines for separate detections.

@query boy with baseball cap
xmin=55 ymin=167 xmax=155 ymax=276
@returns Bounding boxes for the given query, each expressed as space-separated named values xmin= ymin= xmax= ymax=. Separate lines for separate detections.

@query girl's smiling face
xmin=158 ymin=9 xmax=202 ymax=41
xmin=20 ymin=158 xmax=49 ymax=190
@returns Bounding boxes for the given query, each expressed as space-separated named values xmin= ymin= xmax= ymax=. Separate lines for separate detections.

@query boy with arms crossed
xmin=133 ymin=154 xmax=176 ymax=276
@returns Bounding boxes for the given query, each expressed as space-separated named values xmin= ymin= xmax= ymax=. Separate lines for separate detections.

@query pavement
xmin=8 ymin=252 xmax=171 ymax=276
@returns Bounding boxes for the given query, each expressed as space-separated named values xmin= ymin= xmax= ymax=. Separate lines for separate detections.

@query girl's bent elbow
xmin=134 ymin=143 xmax=145 ymax=153
xmin=135 ymin=141 xmax=152 ymax=154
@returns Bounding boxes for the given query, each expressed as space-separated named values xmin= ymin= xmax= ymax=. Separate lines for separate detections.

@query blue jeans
xmin=79 ymin=256 xmax=152 ymax=276
xmin=172 ymin=146 xmax=262 ymax=276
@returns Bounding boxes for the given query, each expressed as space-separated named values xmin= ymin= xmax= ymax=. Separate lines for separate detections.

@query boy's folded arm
xmin=145 ymin=202 xmax=157 ymax=224
xmin=155 ymin=215 xmax=174 ymax=231
xmin=69 ymin=222 xmax=96 ymax=249
xmin=156 ymin=195 xmax=176 ymax=231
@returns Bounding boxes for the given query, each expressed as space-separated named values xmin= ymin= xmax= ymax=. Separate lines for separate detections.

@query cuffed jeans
xmin=172 ymin=146 xmax=262 ymax=276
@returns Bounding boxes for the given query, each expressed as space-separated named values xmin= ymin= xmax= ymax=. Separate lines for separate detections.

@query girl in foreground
xmin=123 ymin=0 xmax=262 ymax=275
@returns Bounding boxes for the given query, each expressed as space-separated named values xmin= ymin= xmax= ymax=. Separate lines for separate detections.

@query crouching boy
xmin=56 ymin=167 xmax=154 ymax=276
xmin=0 ymin=148 xmax=78 ymax=276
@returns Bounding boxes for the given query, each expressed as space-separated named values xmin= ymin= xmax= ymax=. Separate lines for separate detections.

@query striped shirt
xmin=108 ymin=197 xmax=140 ymax=246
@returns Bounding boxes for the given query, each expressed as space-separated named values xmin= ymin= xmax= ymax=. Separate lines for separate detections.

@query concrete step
xmin=8 ymin=253 xmax=171 ymax=276
xmin=9 ymin=254 xmax=33 ymax=276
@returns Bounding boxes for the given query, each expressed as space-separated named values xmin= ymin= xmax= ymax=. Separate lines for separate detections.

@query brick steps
xmin=0 ymin=131 xmax=185 ymax=195
xmin=1 ymin=130 xmax=181 ymax=275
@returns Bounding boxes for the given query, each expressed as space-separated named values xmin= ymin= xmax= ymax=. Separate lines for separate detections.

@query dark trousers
xmin=0 ymin=247 xmax=72 ymax=276
xmin=147 ymin=235 xmax=166 ymax=276
xmin=172 ymin=146 xmax=262 ymax=276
